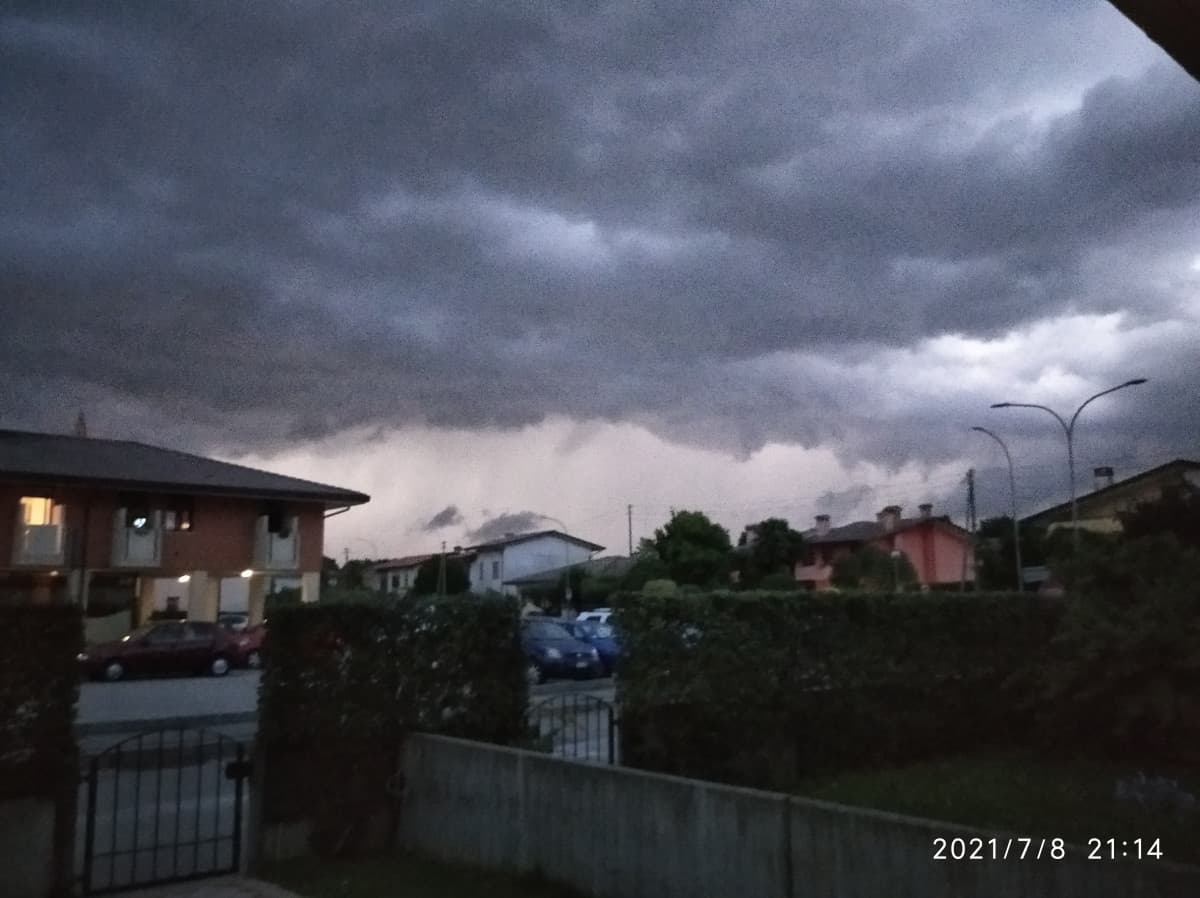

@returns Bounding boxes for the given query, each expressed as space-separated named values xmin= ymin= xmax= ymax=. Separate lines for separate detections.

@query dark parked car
xmin=557 ymin=618 xmax=620 ymax=676
xmin=78 ymin=621 xmax=238 ymax=681
xmin=520 ymin=619 xmax=602 ymax=684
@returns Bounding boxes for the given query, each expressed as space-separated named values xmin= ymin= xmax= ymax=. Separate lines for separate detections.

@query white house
xmin=371 ymin=554 xmax=436 ymax=594
xmin=467 ymin=530 xmax=604 ymax=596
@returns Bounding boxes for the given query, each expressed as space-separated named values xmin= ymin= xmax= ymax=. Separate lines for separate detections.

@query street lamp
xmin=971 ymin=426 xmax=1023 ymax=592
xmin=991 ymin=378 xmax=1147 ymax=553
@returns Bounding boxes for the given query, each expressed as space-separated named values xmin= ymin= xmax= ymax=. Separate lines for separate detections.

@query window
xmin=20 ymin=497 xmax=59 ymax=526
xmin=146 ymin=623 xmax=184 ymax=645
xmin=491 ymin=560 xmax=500 ymax=579
xmin=390 ymin=574 xmax=400 ymax=590
xmin=164 ymin=497 xmax=194 ymax=532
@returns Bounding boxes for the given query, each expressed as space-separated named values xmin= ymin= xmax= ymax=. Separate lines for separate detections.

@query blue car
xmin=558 ymin=618 xmax=620 ymax=676
xmin=520 ymin=618 xmax=603 ymax=685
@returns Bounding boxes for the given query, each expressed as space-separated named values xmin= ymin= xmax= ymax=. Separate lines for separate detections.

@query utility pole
xmin=437 ymin=540 xmax=447 ymax=598
xmin=343 ymin=547 xmax=349 ymax=566
xmin=627 ymin=504 xmax=633 ymax=556
xmin=960 ymin=468 xmax=976 ymax=590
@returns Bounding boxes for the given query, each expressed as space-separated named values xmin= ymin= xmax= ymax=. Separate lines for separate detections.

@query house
xmin=372 ymin=549 xmax=475 ymax=595
xmin=502 ymin=554 xmax=635 ymax=591
xmin=0 ymin=428 xmax=369 ymax=639
xmin=468 ymin=530 xmax=604 ymax=596
xmin=1020 ymin=459 xmax=1200 ymax=535
xmin=794 ymin=503 xmax=975 ymax=590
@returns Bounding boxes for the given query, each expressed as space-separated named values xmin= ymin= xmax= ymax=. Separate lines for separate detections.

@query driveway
xmin=78 ymin=671 xmax=613 ymax=725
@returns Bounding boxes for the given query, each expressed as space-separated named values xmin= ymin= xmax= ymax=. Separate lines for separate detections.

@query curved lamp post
xmin=971 ymin=426 xmax=1023 ymax=592
xmin=990 ymin=378 xmax=1147 ymax=553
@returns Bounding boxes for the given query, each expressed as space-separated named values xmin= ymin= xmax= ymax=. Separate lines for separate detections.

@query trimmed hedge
xmin=614 ymin=591 xmax=1060 ymax=790
xmin=0 ymin=605 xmax=82 ymax=800
xmin=258 ymin=596 xmax=527 ymax=852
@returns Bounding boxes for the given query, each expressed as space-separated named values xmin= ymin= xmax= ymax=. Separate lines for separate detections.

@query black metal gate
xmin=79 ymin=726 xmax=250 ymax=895
xmin=526 ymin=693 xmax=616 ymax=764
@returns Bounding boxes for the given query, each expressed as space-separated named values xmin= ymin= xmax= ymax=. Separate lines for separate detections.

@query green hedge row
xmin=613 ymin=591 xmax=1060 ymax=790
xmin=0 ymin=605 xmax=82 ymax=800
xmin=258 ymin=597 xmax=527 ymax=851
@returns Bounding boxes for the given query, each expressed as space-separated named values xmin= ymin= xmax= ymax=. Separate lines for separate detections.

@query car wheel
xmin=103 ymin=661 xmax=125 ymax=682
xmin=209 ymin=656 xmax=231 ymax=677
xmin=525 ymin=662 xmax=544 ymax=686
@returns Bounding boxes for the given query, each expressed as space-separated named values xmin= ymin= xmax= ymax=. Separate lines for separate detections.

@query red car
xmin=78 ymin=621 xmax=238 ymax=681
xmin=229 ymin=623 xmax=267 ymax=669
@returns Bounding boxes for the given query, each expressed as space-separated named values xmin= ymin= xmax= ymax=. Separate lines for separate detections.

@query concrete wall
xmin=399 ymin=734 xmax=1200 ymax=898
xmin=0 ymin=798 xmax=56 ymax=898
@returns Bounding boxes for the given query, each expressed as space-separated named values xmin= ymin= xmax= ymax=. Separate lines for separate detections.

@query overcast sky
xmin=3 ymin=1 xmax=1198 ymax=558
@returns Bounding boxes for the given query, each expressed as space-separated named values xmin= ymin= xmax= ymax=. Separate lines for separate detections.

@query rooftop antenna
xmin=73 ymin=411 xmax=88 ymax=438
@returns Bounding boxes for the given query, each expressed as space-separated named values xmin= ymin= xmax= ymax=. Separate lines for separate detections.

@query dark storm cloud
xmin=466 ymin=512 xmax=554 ymax=545
xmin=2 ymin=0 xmax=1198 ymax=465
xmin=423 ymin=505 xmax=464 ymax=531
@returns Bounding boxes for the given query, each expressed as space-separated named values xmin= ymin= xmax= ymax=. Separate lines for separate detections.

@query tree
xmin=411 ymin=555 xmax=471 ymax=596
xmin=652 ymin=510 xmax=733 ymax=587
xmin=974 ymin=517 xmax=1047 ymax=591
xmin=737 ymin=518 xmax=805 ymax=588
xmin=338 ymin=558 xmax=378 ymax=590
xmin=1119 ymin=487 xmax=1200 ymax=550
xmin=830 ymin=545 xmax=918 ymax=592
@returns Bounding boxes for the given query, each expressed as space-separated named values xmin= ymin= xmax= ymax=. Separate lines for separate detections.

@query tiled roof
xmin=467 ymin=529 xmax=605 ymax=553
xmin=1020 ymin=458 xmax=1200 ymax=526
xmin=803 ymin=516 xmax=964 ymax=544
xmin=0 ymin=429 xmax=369 ymax=506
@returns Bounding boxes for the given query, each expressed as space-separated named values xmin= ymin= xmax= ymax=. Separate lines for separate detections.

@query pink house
xmin=794 ymin=504 xmax=975 ymax=590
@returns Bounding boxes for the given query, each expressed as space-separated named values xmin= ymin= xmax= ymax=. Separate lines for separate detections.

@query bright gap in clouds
xmin=224 ymin=305 xmax=1197 ymax=561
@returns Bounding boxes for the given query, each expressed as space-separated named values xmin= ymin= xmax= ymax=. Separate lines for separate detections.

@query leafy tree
xmin=411 ymin=555 xmax=471 ymax=596
xmin=830 ymin=545 xmax=918 ymax=592
xmin=974 ymin=517 xmax=1047 ymax=591
xmin=653 ymin=510 xmax=733 ymax=587
xmin=619 ymin=552 xmax=671 ymax=591
xmin=1119 ymin=487 xmax=1200 ymax=550
xmin=338 ymin=558 xmax=378 ymax=590
xmin=737 ymin=518 xmax=805 ymax=587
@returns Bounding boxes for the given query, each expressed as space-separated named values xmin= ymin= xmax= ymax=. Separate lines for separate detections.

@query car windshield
xmin=524 ymin=621 xmax=573 ymax=640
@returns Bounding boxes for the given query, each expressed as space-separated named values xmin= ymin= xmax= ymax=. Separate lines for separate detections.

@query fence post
xmin=781 ymin=795 xmax=794 ymax=898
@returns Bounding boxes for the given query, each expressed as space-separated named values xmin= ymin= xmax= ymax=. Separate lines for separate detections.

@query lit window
xmin=21 ymin=497 xmax=59 ymax=526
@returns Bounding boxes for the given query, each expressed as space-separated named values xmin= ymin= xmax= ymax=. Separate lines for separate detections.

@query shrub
xmin=258 ymin=596 xmax=527 ymax=853
xmin=614 ymin=590 xmax=1057 ymax=789
xmin=0 ymin=605 xmax=82 ymax=800
xmin=1036 ymin=535 xmax=1200 ymax=760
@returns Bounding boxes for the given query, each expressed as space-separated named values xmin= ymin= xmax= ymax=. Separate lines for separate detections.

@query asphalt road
xmin=78 ymin=670 xmax=615 ymax=725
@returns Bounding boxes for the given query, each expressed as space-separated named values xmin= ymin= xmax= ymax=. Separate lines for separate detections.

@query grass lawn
xmin=794 ymin=751 xmax=1200 ymax=865
xmin=261 ymin=852 xmax=588 ymax=898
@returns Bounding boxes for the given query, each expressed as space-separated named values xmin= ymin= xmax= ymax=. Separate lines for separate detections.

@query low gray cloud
xmin=423 ymin=505 xmax=464 ymax=531
xmin=1 ymin=1 xmax=1197 ymax=472
xmin=466 ymin=512 xmax=554 ymax=545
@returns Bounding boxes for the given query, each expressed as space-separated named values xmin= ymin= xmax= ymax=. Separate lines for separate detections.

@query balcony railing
xmin=14 ymin=524 xmax=65 ymax=565
xmin=111 ymin=510 xmax=162 ymax=567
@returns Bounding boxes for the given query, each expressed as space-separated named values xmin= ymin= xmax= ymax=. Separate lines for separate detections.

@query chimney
xmin=918 ymin=503 xmax=933 ymax=520
xmin=503 ymin=532 xmax=515 ymax=539
xmin=1093 ymin=466 xmax=1114 ymax=490
xmin=452 ymin=545 xmax=462 ymax=554
xmin=877 ymin=505 xmax=902 ymax=531
xmin=73 ymin=411 xmax=88 ymax=438
xmin=814 ymin=514 xmax=831 ymax=537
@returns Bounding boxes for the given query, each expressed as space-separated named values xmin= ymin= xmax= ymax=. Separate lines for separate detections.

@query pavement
xmin=117 ymin=876 xmax=301 ymax=898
